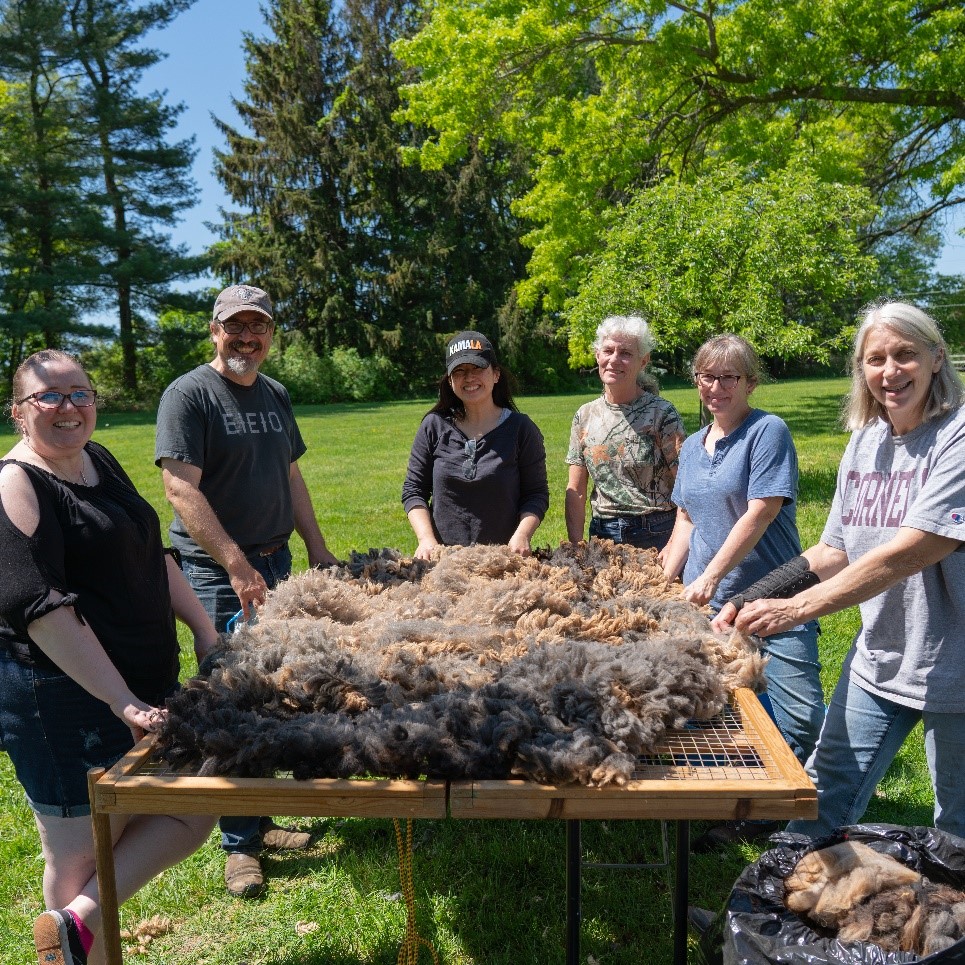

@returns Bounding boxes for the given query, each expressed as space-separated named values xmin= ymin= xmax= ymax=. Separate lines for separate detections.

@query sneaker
xmin=260 ymin=818 xmax=311 ymax=851
xmin=224 ymin=852 xmax=264 ymax=899
xmin=692 ymin=819 xmax=781 ymax=853
xmin=34 ymin=909 xmax=87 ymax=965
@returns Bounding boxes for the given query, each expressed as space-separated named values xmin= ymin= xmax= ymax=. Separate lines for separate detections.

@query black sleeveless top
xmin=0 ymin=441 xmax=179 ymax=704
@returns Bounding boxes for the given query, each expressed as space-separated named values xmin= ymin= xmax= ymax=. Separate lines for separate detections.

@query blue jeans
xmin=759 ymin=623 xmax=824 ymax=766
xmin=589 ymin=510 xmax=675 ymax=551
xmin=0 ymin=651 xmax=136 ymax=816
xmin=183 ymin=544 xmax=293 ymax=854
xmin=786 ymin=649 xmax=965 ymax=840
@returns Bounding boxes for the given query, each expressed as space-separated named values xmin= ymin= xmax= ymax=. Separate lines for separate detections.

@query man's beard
xmin=226 ymin=355 xmax=258 ymax=376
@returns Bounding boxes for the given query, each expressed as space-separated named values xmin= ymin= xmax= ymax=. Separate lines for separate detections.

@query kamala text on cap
xmin=445 ymin=330 xmax=495 ymax=374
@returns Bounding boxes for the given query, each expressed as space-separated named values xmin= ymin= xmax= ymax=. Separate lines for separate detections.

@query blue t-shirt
xmin=672 ymin=409 xmax=804 ymax=611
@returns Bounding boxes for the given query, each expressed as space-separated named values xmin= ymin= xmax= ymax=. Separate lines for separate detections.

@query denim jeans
xmin=758 ymin=622 xmax=824 ymax=766
xmin=589 ymin=510 xmax=675 ymax=551
xmin=0 ymin=650 xmax=135 ymax=816
xmin=183 ymin=544 xmax=293 ymax=853
xmin=786 ymin=649 xmax=965 ymax=840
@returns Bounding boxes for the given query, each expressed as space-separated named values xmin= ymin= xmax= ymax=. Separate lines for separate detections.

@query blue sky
xmin=142 ymin=0 xmax=965 ymax=278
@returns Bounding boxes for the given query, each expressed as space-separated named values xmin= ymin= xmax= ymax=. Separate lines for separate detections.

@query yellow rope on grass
xmin=393 ymin=818 xmax=440 ymax=965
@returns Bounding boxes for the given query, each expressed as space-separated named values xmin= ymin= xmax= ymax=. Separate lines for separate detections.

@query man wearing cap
xmin=155 ymin=284 xmax=338 ymax=898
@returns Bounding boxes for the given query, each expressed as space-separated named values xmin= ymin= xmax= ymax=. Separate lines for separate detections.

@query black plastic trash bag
xmin=696 ymin=824 xmax=965 ymax=965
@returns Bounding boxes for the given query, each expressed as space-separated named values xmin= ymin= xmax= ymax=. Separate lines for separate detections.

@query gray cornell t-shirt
xmin=821 ymin=405 xmax=965 ymax=712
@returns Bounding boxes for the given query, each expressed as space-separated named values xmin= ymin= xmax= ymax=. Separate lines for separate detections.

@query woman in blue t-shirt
xmin=661 ymin=335 xmax=824 ymax=846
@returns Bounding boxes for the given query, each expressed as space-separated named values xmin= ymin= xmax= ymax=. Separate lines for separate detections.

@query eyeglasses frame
xmin=218 ymin=318 xmax=274 ymax=336
xmin=15 ymin=389 xmax=98 ymax=409
xmin=463 ymin=438 xmax=479 ymax=480
xmin=693 ymin=372 xmax=742 ymax=389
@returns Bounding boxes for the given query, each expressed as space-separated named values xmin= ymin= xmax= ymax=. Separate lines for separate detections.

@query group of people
xmin=0 ymin=285 xmax=961 ymax=965
xmin=408 ymin=302 xmax=965 ymax=856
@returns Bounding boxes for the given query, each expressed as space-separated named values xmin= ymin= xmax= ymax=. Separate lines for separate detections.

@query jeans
xmin=183 ymin=544 xmax=293 ymax=854
xmin=786 ymin=649 xmax=965 ymax=840
xmin=0 ymin=651 xmax=135 ymax=816
xmin=589 ymin=510 xmax=675 ymax=551
xmin=759 ymin=622 xmax=824 ymax=766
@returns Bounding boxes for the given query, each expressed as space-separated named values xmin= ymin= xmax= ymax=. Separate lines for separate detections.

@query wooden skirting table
xmin=89 ymin=688 xmax=816 ymax=965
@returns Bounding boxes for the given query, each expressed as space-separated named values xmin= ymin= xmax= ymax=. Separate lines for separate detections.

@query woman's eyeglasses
xmin=694 ymin=372 xmax=741 ymax=389
xmin=220 ymin=319 xmax=272 ymax=335
xmin=16 ymin=390 xmax=98 ymax=409
xmin=463 ymin=438 xmax=479 ymax=479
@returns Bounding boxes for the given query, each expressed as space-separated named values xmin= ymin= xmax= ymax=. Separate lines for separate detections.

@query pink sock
xmin=66 ymin=908 xmax=95 ymax=955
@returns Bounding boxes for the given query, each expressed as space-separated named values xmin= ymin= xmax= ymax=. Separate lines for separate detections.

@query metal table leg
xmin=673 ymin=821 xmax=690 ymax=965
xmin=566 ymin=819 xmax=581 ymax=965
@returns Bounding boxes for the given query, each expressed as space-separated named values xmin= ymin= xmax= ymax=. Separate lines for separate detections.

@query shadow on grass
xmin=235 ymin=816 xmax=702 ymax=965
xmin=799 ymin=466 xmax=838 ymax=504
xmin=274 ymin=817 xmax=737 ymax=965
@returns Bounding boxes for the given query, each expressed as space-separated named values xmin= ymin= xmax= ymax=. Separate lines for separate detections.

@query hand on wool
xmin=507 ymin=533 xmax=533 ymax=557
xmin=229 ymin=562 xmax=269 ymax=620
xmin=110 ymin=697 xmax=166 ymax=743
xmin=682 ymin=573 xmax=719 ymax=606
xmin=732 ymin=597 xmax=805 ymax=638
xmin=414 ymin=538 xmax=441 ymax=561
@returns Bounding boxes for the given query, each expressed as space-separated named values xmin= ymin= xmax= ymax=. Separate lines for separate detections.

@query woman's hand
xmin=733 ymin=598 xmax=806 ymax=638
xmin=414 ymin=537 xmax=441 ymax=561
xmin=711 ymin=602 xmax=738 ymax=632
xmin=507 ymin=533 xmax=533 ymax=557
xmin=683 ymin=573 xmax=719 ymax=606
xmin=110 ymin=697 xmax=166 ymax=742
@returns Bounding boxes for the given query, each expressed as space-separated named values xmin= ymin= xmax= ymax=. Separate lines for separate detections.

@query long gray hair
xmin=843 ymin=300 xmax=963 ymax=430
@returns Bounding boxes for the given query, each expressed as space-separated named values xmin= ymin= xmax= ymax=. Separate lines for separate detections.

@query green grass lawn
xmin=0 ymin=379 xmax=932 ymax=964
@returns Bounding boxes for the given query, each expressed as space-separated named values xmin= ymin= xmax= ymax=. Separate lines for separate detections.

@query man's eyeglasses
xmin=694 ymin=372 xmax=742 ymax=389
xmin=16 ymin=390 xmax=98 ymax=409
xmin=463 ymin=438 xmax=479 ymax=480
xmin=220 ymin=319 xmax=273 ymax=335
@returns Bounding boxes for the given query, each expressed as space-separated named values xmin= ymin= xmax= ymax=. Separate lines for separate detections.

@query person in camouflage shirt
xmin=565 ymin=315 xmax=686 ymax=550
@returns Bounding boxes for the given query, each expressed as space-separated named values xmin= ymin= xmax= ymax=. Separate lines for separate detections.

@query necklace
xmin=22 ymin=439 xmax=88 ymax=485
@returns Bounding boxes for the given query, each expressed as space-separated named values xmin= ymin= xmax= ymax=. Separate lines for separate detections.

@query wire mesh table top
xmin=635 ymin=700 xmax=777 ymax=781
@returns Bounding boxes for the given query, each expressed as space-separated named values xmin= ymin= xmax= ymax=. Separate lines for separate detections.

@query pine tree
xmin=0 ymin=0 xmax=103 ymax=387
xmin=213 ymin=0 xmax=537 ymax=391
xmin=212 ymin=0 xmax=355 ymax=353
xmin=67 ymin=0 xmax=202 ymax=394
xmin=334 ymin=0 xmax=534 ymax=389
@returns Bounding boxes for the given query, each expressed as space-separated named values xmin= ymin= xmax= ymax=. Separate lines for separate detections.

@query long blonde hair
xmin=843 ymin=300 xmax=963 ymax=430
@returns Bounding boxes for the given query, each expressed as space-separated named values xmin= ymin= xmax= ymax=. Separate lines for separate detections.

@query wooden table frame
xmin=89 ymin=688 xmax=815 ymax=965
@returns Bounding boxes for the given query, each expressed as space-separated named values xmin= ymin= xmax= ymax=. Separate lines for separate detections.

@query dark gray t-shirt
xmin=821 ymin=406 xmax=965 ymax=712
xmin=154 ymin=364 xmax=306 ymax=559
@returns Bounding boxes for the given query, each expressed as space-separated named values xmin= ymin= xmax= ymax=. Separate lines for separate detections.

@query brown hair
xmin=13 ymin=350 xmax=89 ymax=402
xmin=691 ymin=334 xmax=762 ymax=385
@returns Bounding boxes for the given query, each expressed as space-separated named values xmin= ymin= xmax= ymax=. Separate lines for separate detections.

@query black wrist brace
xmin=727 ymin=555 xmax=819 ymax=612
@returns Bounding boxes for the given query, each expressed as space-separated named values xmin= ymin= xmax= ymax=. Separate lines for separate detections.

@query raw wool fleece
xmin=157 ymin=540 xmax=766 ymax=787
xmin=784 ymin=841 xmax=965 ymax=955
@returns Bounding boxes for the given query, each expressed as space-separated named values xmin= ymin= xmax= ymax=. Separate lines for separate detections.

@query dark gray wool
xmin=157 ymin=540 xmax=766 ymax=786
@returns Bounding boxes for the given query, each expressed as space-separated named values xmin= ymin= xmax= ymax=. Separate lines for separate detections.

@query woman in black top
xmin=0 ymin=350 xmax=217 ymax=965
xmin=402 ymin=331 xmax=549 ymax=559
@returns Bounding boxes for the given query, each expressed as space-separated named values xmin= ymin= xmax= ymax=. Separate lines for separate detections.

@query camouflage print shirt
xmin=566 ymin=393 xmax=686 ymax=517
